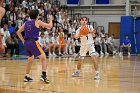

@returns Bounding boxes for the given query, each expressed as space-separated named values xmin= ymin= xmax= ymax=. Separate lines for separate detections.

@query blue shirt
xmin=123 ymin=39 xmax=130 ymax=45
xmin=8 ymin=26 xmax=15 ymax=34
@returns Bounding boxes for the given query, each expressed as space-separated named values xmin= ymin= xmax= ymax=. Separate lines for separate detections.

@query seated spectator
xmin=8 ymin=21 xmax=15 ymax=35
xmin=51 ymin=34 xmax=58 ymax=56
xmin=6 ymin=33 xmax=19 ymax=57
xmin=66 ymin=34 xmax=75 ymax=55
xmin=119 ymin=34 xmax=131 ymax=56
xmin=74 ymin=38 xmax=80 ymax=54
xmin=107 ymin=34 xmax=117 ymax=55
xmin=47 ymin=33 xmax=54 ymax=56
xmin=38 ymin=32 xmax=47 ymax=51
xmin=94 ymin=33 xmax=101 ymax=56
xmin=57 ymin=29 xmax=66 ymax=55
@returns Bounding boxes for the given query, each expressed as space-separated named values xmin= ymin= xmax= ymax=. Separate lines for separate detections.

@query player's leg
xmin=24 ymin=56 xmax=34 ymax=82
xmin=38 ymin=53 xmax=50 ymax=83
xmin=72 ymin=45 xmax=87 ymax=77
xmin=32 ymin=41 xmax=50 ymax=83
xmin=89 ymin=44 xmax=100 ymax=80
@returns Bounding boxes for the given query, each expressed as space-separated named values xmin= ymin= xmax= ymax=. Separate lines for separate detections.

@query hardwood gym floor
xmin=0 ymin=55 xmax=140 ymax=93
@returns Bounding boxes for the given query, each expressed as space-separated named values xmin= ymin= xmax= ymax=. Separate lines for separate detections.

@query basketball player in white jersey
xmin=72 ymin=17 xmax=100 ymax=80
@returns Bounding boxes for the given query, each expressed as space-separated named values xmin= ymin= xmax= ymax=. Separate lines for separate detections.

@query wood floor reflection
xmin=0 ymin=55 xmax=140 ymax=93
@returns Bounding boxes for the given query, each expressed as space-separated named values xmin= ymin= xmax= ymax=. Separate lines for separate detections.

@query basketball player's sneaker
xmin=53 ymin=52 xmax=57 ymax=56
xmin=94 ymin=73 xmax=100 ymax=80
xmin=24 ymin=76 xmax=33 ymax=82
xmin=40 ymin=75 xmax=50 ymax=83
xmin=128 ymin=52 xmax=130 ymax=56
xmin=72 ymin=71 xmax=80 ymax=77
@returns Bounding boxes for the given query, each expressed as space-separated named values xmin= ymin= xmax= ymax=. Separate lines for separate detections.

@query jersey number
xmin=86 ymin=36 xmax=88 ymax=40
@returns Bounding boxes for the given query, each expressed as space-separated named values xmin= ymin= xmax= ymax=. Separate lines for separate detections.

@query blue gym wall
xmin=120 ymin=16 xmax=140 ymax=54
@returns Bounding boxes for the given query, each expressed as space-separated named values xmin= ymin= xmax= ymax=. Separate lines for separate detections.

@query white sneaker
xmin=128 ymin=52 xmax=130 ymax=56
xmin=94 ymin=73 xmax=100 ymax=80
xmin=59 ymin=52 xmax=62 ymax=55
xmin=72 ymin=71 xmax=80 ymax=77
xmin=96 ymin=52 xmax=99 ymax=57
xmin=119 ymin=52 xmax=122 ymax=57
xmin=49 ymin=53 xmax=53 ymax=56
xmin=53 ymin=52 xmax=56 ymax=56
xmin=113 ymin=51 xmax=116 ymax=55
xmin=105 ymin=52 xmax=109 ymax=56
xmin=100 ymin=51 xmax=104 ymax=56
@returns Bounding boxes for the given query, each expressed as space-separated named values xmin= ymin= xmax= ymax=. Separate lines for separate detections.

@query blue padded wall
xmin=67 ymin=0 xmax=80 ymax=4
xmin=96 ymin=0 xmax=109 ymax=4
xmin=135 ymin=18 xmax=140 ymax=53
xmin=120 ymin=16 xmax=135 ymax=54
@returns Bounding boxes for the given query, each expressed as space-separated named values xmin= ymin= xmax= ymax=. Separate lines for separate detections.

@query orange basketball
xmin=79 ymin=26 xmax=89 ymax=36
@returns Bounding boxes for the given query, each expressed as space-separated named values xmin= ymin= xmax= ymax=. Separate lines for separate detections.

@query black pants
xmin=75 ymin=46 xmax=80 ymax=54
xmin=6 ymin=44 xmax=19 ymax=56
xmin=95 ymin=45 xmax=101 ymax=54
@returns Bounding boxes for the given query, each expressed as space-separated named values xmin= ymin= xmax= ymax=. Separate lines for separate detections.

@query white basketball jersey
xmin=75 ymin=25 xmax=94 ymax=45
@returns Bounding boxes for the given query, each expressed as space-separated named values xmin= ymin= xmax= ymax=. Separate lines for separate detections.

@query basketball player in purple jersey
xmin=17 ymin=9 xmax=53 ymax=83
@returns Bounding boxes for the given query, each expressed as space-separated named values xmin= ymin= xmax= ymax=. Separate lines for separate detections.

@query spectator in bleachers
xmin=58 ymin=28 xmax=66 ymax=55
xmin=107 ymin=34 xmax=117 ymax=55
xmin=74 ymin=38 xmax=80 ymax=54
xmin=16 ymin=17 xmax=24 ymax=31
xmin=66 ymin=34 xmax=75 ymax=55
xmin=0 ymin=24 xmax=10 ymax=40
xmin=51 ymin=34 xmax=58 ymax=56
xmin=6 ymin=33 xmax=19 ymax=57
xmin=47 ymin=33 xmax=54 ymax=56
xmin=22 ymin=0 xmax=28 ymax=8
xmin=8 ymin=21 xmax=15 ymax=35
xmin=38 ymin=32 xmax=46 ymax=51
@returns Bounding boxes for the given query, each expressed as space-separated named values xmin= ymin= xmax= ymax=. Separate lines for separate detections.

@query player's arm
xmin=37 ymin=20 xmax=53 ymax=29
xmin=16 ymin=24 xmax=25 ymax=44
xmin=37 ymin=15 xmax=53 ymax=29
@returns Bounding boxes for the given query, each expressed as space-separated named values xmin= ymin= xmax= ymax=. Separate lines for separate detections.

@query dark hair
xmin=40 ymin=32 xmax=45 ymax=35
xmin=125 ymin=34 xmax=129 ymax=37
xmin=29 ymin=9 xmax=39 ymax=19
xmin=79 ymin=16 xmax=88 ymax=21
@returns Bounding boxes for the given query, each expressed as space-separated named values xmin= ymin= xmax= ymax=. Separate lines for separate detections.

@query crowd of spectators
xmin=0 ymin=0 xmax=128 ymax=57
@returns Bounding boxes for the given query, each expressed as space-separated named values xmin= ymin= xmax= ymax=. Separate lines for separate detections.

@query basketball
xmin=79 ymin=26 xmax=89 ymax=36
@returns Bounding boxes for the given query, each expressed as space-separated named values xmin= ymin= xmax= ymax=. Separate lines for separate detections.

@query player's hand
xmin=22 ymin=40 xmax=25 ymax=44
xmin=89 ymin=29 xmax=96 ymax=33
